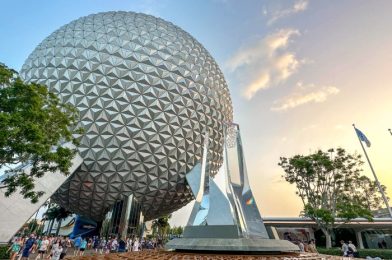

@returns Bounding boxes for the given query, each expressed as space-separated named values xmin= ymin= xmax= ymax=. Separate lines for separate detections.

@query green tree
xmin=152 ymin=214 xmax=171 ymax=242
xmin=279 ymin=148 xmax=386 ymax=248
xmin=355 ymin=175 xmax=388 ymax=211
xmin=0 ymin=63 xmax=81 ymax=203
xmin=27 ymin=219 xmax=39 ymax=234
xmin=44 ymin=205 xmax=72 ymax=236
xmin=169 ymin=226 xmax=184 ymax=237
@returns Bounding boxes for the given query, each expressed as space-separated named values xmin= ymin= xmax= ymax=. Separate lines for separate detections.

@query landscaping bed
xmin=318 ymin=247 xmax=392 ymax=259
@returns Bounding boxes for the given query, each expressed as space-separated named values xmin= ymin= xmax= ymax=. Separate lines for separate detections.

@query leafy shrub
xmin=0 ymin=245 xmax=10 ymax=259
xmin=318 ymin=247 xmax=392 ymax=259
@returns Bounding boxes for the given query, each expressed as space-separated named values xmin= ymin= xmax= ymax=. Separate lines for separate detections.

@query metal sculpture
xmin=167 ymin=124 xmax=299 ymax=252
xmin=184 ymin=123 xmax=269 ymax=238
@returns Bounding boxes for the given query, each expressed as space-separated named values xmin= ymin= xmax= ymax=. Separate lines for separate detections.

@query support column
xmin=267 ymin=226 xmax=280 ymax=240
xmin=356 ymin=230 xmax=364 ymax=249
xmin=118 ymin=195 xmax=133 ymax=239
xmin=138 ymin=211 xmax=145 ymax=239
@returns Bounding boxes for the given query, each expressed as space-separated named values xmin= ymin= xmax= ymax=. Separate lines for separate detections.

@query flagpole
xmin=353 ymin=124 xmax=392 ymax=218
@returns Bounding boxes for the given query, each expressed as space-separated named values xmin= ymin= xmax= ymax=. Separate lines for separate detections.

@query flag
xmin=355 ymin=128 xmax=371 ymax=147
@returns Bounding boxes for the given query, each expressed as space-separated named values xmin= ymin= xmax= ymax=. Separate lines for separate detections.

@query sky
xmin=1 ymin=0 xmax=392 ymax=226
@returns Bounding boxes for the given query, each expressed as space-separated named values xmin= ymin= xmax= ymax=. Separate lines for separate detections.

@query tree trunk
xmin=48 ymin=219 xmax=54 ymax=235
xmin=321 ymin=228 xmax=332 ymax=248
xmin=55 ymin=219 xmax=62 ymax=236
xmin=29 ymin=210 xmax=40 ymax=233
xmin=326 ymin=233 xmax=332 ymax=248
xmin=46 ymin=219 xmax=51 ymax=234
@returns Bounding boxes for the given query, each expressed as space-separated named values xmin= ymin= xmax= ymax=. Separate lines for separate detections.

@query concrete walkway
xmin=62 ymin=250 xmax=348 ymax=260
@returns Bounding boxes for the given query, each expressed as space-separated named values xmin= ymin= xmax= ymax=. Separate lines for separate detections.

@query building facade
xmin=264 ymin=217 xmax=392 ymax=249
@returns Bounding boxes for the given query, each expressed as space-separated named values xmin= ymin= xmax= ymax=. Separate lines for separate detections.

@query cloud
xmin=271 ymin=82 xmax=340 ymax=111
xmin=273 ymin=53 xmax=300 ymax=81
xmin=227 ymin=29 xmax=298 ymax=71
xmin=226 ymin=29 xmax=301 ymax=99
xmin=266 ymin=0 xmax=309 ymax=25
xmin=243 ymin=72 xmax=270 ymax=99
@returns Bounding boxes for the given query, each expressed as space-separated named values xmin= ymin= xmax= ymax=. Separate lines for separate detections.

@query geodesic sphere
xmin=20 ymin=11 xmax=233 ymax=220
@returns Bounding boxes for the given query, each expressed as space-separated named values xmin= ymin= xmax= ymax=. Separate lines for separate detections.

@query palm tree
xmin=29 ymin=198 xmax=52 ymax=234
xmin=27 ymin=219 xmax=39 ymax=234
xmin=43 ymin=199 xmax=56 ymax=234
xmin=151 ymin=214 xmax=171 ymax=242
xmin=44 ymin=205 xmax=72 ymax=236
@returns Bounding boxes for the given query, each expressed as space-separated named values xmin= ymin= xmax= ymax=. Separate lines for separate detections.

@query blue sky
xmin=2 ymin=0 xmax=392 ymax=224
xmin=1 ymin=0 xmax=264 ymax=70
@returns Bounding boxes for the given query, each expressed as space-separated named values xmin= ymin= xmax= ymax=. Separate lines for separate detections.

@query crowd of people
xmin=8 ymin=232 xmax=380 ymax=259
xmin=296 ymin=238 xmax=360 ymax=258
xmin=293 ymin=239 xmax=318 ymax=254
xmin=7 ymin=233 xmax=161 ymax=260
xmin=340 ymin=240 xmax=359 ymax=257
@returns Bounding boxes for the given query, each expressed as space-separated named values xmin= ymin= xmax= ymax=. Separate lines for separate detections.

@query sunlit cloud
xmin=226 ymin=29 xmax=301 ymax=99
xmin=271 ymin=82 xmax=340 ymax=111
xmin=265 ymin=0 xmax=309 ymax=25
xmin=243 ymin=72 xmax=271 ymax=99
xmin=227 ymin=29 xmax=298 ymax=71
xmin=273 ymin=53 xmax=300 ymax=81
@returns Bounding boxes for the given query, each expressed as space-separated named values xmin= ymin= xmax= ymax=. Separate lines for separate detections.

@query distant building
xmin=373 ymin=208 xmax=392 ymax=218
xmin=264 ymin=217 xmax=392 ymax=249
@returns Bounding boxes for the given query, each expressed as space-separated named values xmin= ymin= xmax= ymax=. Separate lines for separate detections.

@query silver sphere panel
xmin=20 ymin=11 xmax=233 ymax=220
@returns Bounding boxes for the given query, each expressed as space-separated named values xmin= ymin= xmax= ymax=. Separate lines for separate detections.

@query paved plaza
xmin=64 ymin=251 xmax=336 ymax=260
xmin=1 ymin=2 xmax=391 ymax=258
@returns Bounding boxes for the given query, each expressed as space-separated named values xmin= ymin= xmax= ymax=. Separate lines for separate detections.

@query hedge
xmin=0 ymin=246 xmax=10 ymax=259
xmin=318 ymin=247 xmax=392 ymax=259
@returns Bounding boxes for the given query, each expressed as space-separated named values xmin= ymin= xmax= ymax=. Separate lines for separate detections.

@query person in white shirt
xmin=340 ymin=240 xmax=349 ymax=256
xmin=36 ymin=236 xmax=49 ymax=260
xmin=110 ymin=238 xmax=118 ymax=253
xmin=126 ymin=238 xmax=132 ymax=252
xmin=297 ymin=240 xmax=305 ymax=252
xmin=348 ymin=241 xmax=358 ymax=257
xmin=51 ymin=243 xmax=63 ymax=260
xmin=132 ymin=239 xmax=139 ymax=252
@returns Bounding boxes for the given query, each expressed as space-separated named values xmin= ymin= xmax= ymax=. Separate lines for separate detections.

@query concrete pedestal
xmin=165 ymin=238 xmax=299 ymax=253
